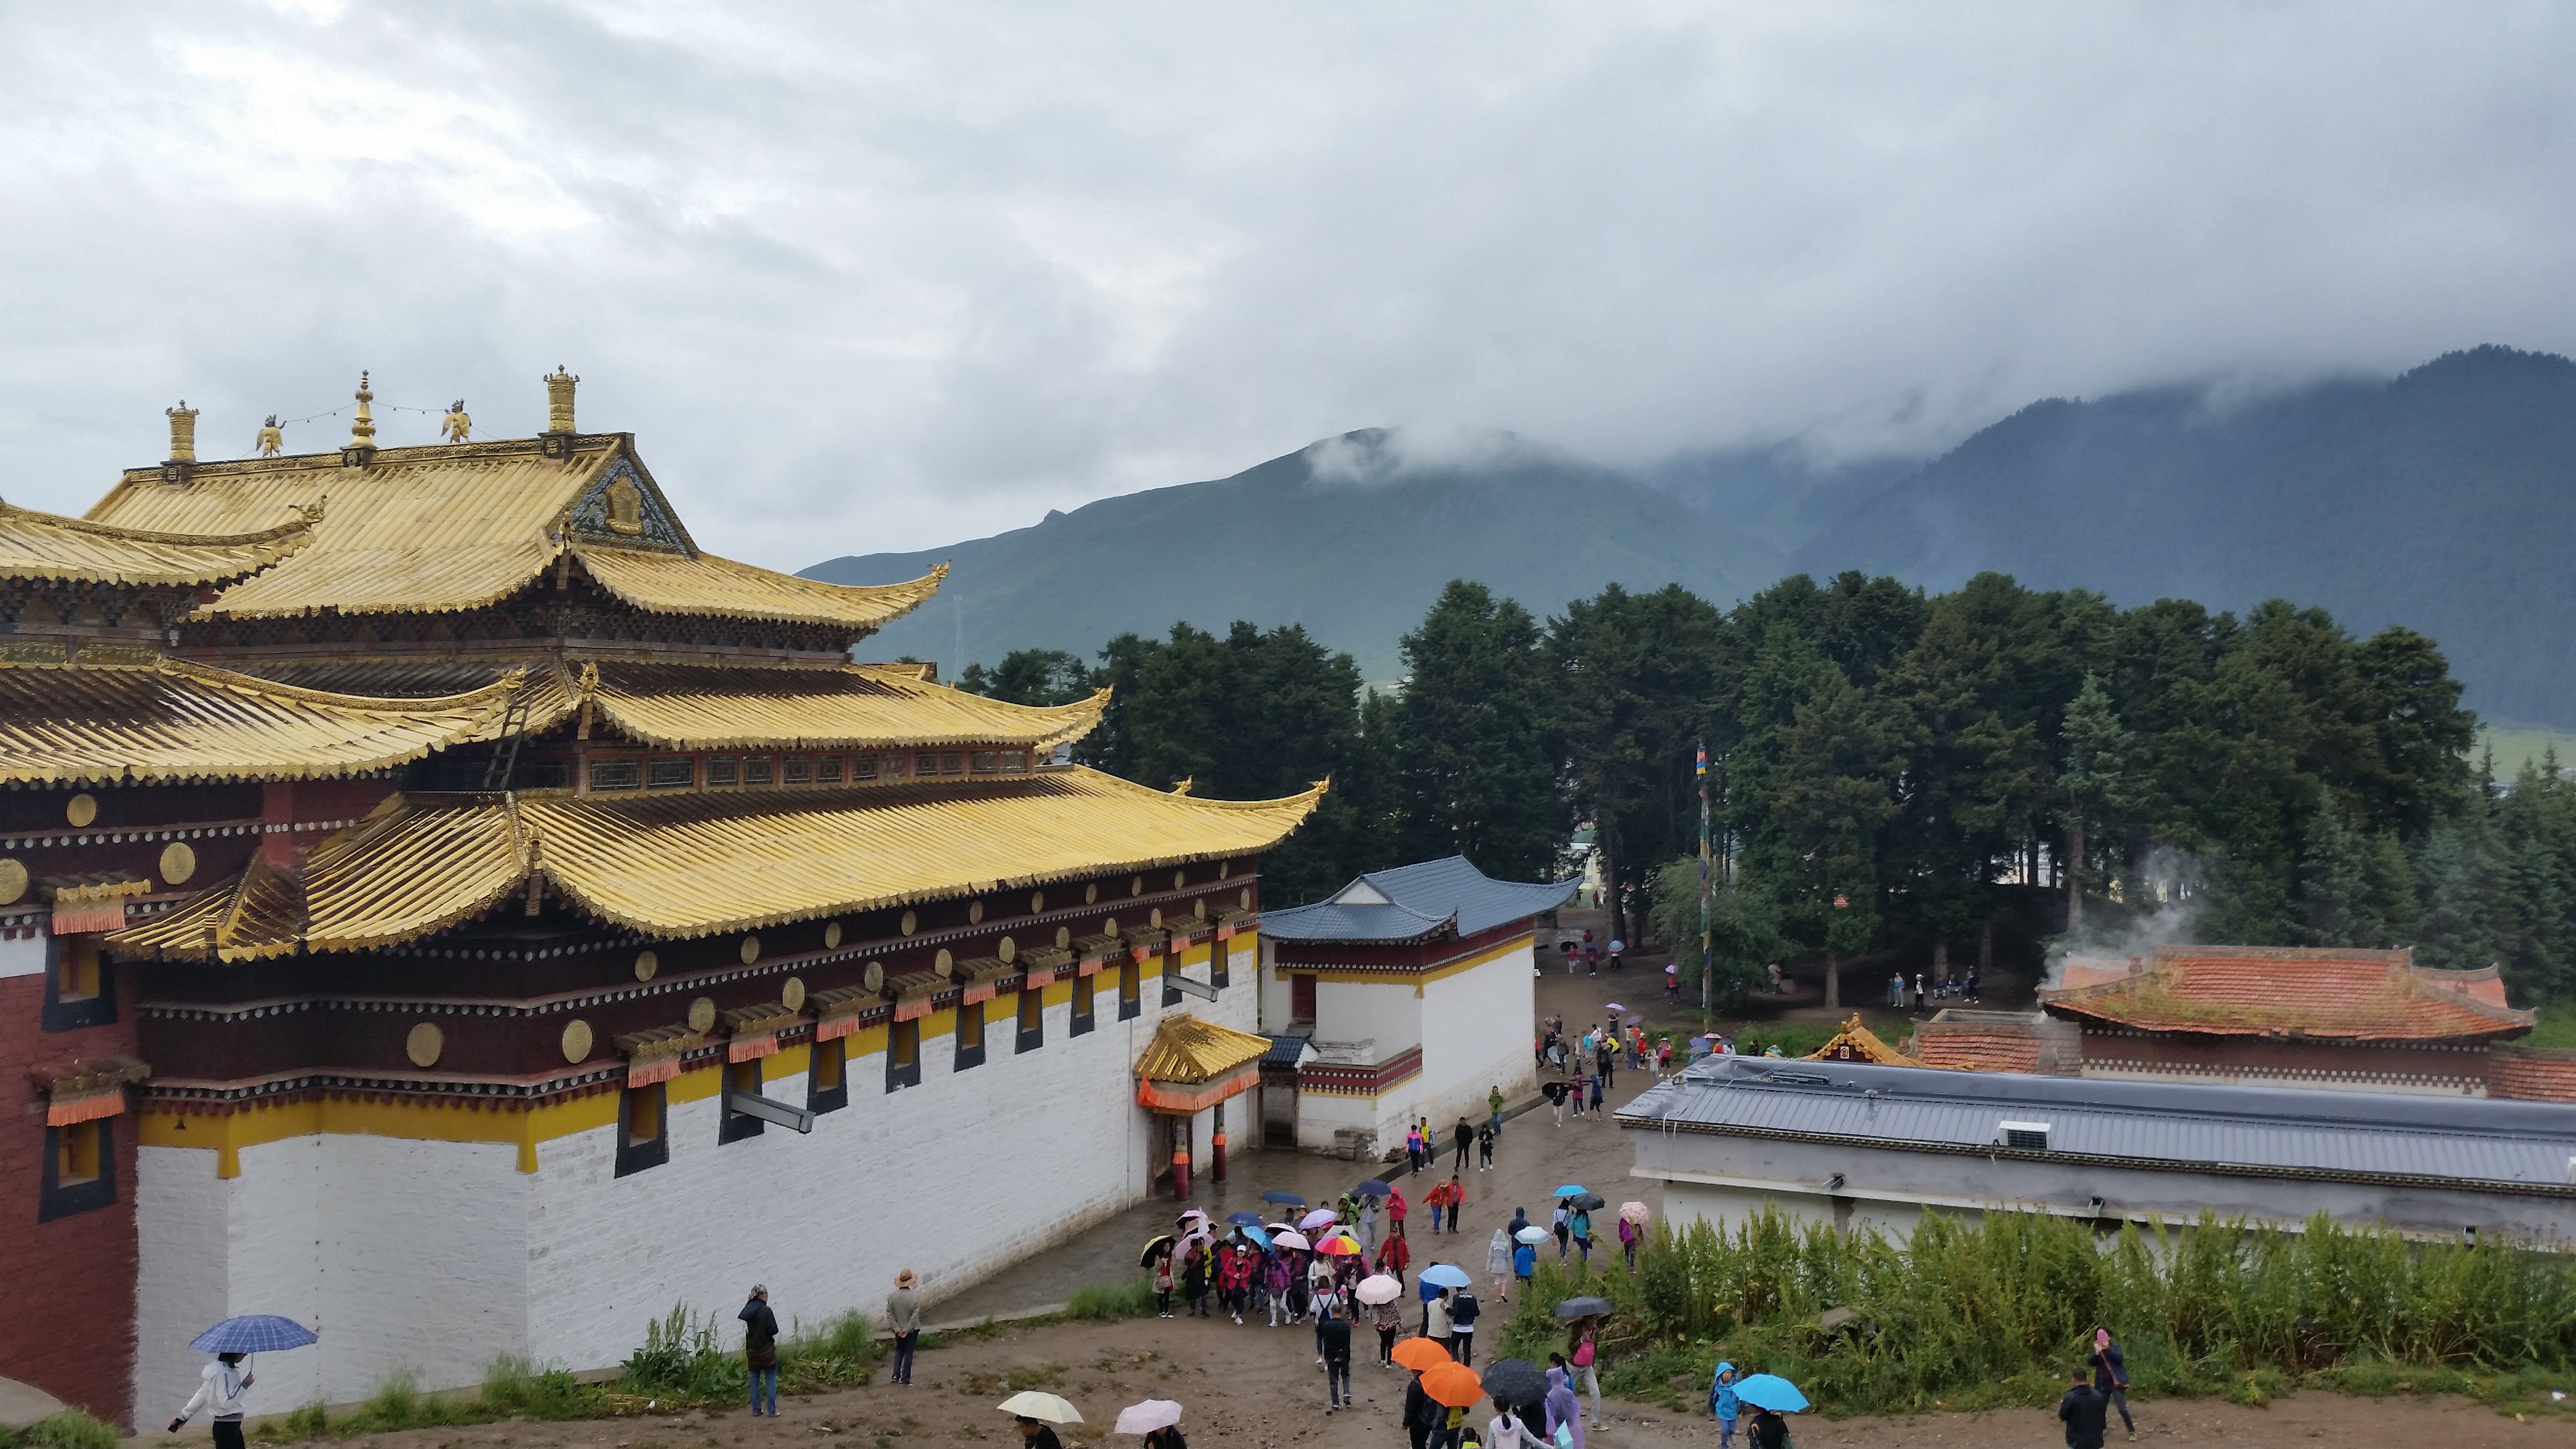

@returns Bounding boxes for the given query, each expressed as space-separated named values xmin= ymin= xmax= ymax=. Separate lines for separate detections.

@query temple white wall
xmin=1309 ymin=980 xmax=1420 ymax=1060
xmin=1417 ymin=944 xmax=1537 ymax=1131
xmin=132 ymin=945 xmax=1259 ymax=1418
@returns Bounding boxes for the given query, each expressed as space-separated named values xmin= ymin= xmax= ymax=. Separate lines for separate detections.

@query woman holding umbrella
xmin=1543 ymin=1357 xmax=1585 ymax=1449
xmin=169 ymin=1315 xmax=317 ymax=1449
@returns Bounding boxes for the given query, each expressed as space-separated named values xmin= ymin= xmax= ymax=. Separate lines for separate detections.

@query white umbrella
xmin=1299 ymin=1207 xmax=1339 ymax=1230
xmin=1516 ymin=1225 xmax=1551 ymax=1244
xmin=999 ymin=1391 xmax=1083 ymax=1424
xmin=1272 ymin=1229 xmax=1313 ymax=1251
xmin=1355 ymin=1274 xmax=1404 ymax=1305
xmin=1112 ymin=1400 xmax=1183 ymax=1435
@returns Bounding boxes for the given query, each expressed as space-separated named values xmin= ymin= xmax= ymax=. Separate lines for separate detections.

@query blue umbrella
xmin=1420 ymin=1263 xmax=1473 ymax=1289
xmin=1227 ymin=1211 xmax=1265 ymax=1226
xmin=1260 ymin=1190 xmax=1307 ymax=1206
xmin=1552 ymin=1183 xmax=1589 ymax=1197
xmin=1354 ymin=1178 xmax=1393 ymax=1197
xmin=1732 ymin=1374 xmax=1808 ymax=1413
xmin=190 ymin=1316 xmax=317 ymax=1354
xmin=1239 ymin=1225 xmax=1273 ymax=1251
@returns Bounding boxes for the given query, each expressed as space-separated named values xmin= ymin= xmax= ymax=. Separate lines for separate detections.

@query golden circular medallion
xmin=998 ymin=937 xmax=1015 ymax=964
xmin=1240 ymin=888 xmax=1252 ymax=911
xmin=635 ymin=949 xmax=659 ymax=981
xmin=824 ymin=921 xmax=843 ymax=950
xmin=1085 ymin=883 xmax=1098 ymax=904
xmin=405 ymin=1022 xmax=444 ymax=1067
xmin=934 ymin=949 xmax=954 ymax=978
xmin=0 ymin=858 xmax=26 ymax=906
xmin=65 ymin=793 xmax=97 ymax=828
xmin=561 ymin=1019 xmax=594 ymax=1063
xmin=1104 ymin=917 xmax=1118 ymax=938
xmin=1150 ymin=908 xmax=1163 ymax=929
xmin=969 ymin=900 xmax=984 ymax=925
xmin=1030 ymin=891 xmax=1045 ymax=914
xmin=1055 ymin=926 xmax=1070 ymax=949
xmin=687 ymin=997 xmax=717 ymax=1033
xmin=782 ymin=977 xmax=806 ymax=1011
xmin=901 ymin=910 xmax=918 ymax=936
xmin=1130 ymin=875 xmax=1143 ymax=896
xmin=160 ymin=841 xmax=197 ymax=886
xmin=1174 ymin=870 xmax=1186 ymax=891
xmin=1219 ymin=860 xmax=1231 ymax=878
xmin=864 ymin=960 xmax=885 ymax=992
xmin=1196 ymin=898 xmax=1208 ymax=919
xmin=740 ymin=934 xmax=761 ymax=965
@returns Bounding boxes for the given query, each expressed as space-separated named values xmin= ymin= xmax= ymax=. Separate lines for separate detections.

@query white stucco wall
xmin=0 ymin=930 xmax=45 ymax=978
xmin=132 ymin=946 xmax=1261 ymax=1417
xmin=1417 ymin=944 xmax=1537 ymax=1130
xmin=1310 ymin=980 xmax=1421 ymax=1061
xmin=1662 ymin=1180 xmax=1929 ymax=1242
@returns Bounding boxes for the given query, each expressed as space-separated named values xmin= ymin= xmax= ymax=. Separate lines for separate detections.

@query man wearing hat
xmin=740 ymin=1285 xmax=779 ymax=1415
xmin=887 ymin=1269 xmax=924 ymax=1385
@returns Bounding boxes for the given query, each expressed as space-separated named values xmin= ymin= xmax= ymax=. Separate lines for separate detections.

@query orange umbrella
xmin=1390 ymin=1336 xmax=1453 ymax=1371
xmin=1419 ymin=1362 xmax=1484 ymax=1409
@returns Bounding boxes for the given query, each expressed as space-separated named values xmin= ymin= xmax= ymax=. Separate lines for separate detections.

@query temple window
xmin=886 ymin=1019 xmax=922 ymax=1092
xmin=647 ymin=757 xmax=695 ymax=789
xmin=743 ymin=757 xmax=775 ymax=787
xmin=971 ymin=751 xmax=999 ymax=775
xmin=850 ymin=754 xmax=879 ymax=781
xmin=589 ymin=758 xmax=643 ymax=792
xmin=953 ymin=1001 xmax=986 ymax=1071
xmin=1015 ymin=980 xmax=1043 ymax=1053
xmin=817 ymin=756 xmax=844 ymax=784
xmin=783 ymin=757 xmax=813 ymax=785
xmin=1001 ymin=751 xmax=1028 ymax=774
xmin=43 ymin=935 xmax=114 ymax=1032
xmin=615 ymin=1084 xmax=668 ymax=1177
xmin=40 ymin=1119 xmax=115 ymax=1221
xmin=1118 ymin=957 xmax=1142 ymax=1021
xmin=1070 ymin=967 xmax=1095 ymax=1037
xmin=1211 ymin=932 xmax=1229 ymax=990
xmin=720 ymin=1059 xmax=766 ymax=1143
xmin=808 ymin=1037 xmax=849 ymax=1115
xmin=942 ymin=752 xmax=964 ymax=775
xmin=708 ymin=757 xmax=741 ymax=788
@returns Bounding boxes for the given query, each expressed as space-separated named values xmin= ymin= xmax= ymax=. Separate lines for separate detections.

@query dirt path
xmin=308 ymin=1313 xmax=2564 ymax=1449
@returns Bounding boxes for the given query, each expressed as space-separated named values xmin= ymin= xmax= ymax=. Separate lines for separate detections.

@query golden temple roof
xmin=1803 ymin=1014 xmax=1943 ymax=1069
xmin=0 ymin=499 xmax=316 ymax=586
xmin=0 ymin=657 xmax=521 ymax=786
xmin=1134 ymin=1014 xmax=1274 ymax=1084
xmin=582 ymin=662 xmax=1107 ymax=751
xmin=115 ymin=767 xmax=1321 ymax=958
xmin=81 ymin=438 xmax=943 ymax=631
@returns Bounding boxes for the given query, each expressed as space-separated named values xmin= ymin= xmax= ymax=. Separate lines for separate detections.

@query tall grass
xmin=1066 ymin=1281 xmax=1157 ymax=1321
xmin=0 ymin=1412 xmax=119 ymax=1449
xmin=1497 ymin=1208 xmax=2576 ymax=1416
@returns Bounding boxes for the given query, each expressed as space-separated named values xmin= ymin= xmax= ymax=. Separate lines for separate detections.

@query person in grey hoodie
xmin=886 ymin=1269 xmax=924 ymax=1386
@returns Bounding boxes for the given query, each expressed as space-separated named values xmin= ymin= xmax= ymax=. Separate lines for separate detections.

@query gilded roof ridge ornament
xmin=540 ymin=367 xmax=579 ymax=459
xmin=341 ymin=372 xmax=377 ymax=468
xmin=165 ymin=401 xmax=199 ymax=463
xmin=256 ymin=415 xmax=284 ymax=457
xmin=442 ymin=399 xmax=471 ymax=444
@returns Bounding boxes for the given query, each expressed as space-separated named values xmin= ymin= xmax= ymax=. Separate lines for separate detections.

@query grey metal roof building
xmin=1260 ymin=854 xmax=1579 ymax=942
xmin=1619 ymin=1055 xmax=2576 ymax=1244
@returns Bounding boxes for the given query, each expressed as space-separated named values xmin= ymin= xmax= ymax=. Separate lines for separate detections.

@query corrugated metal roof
xmin=0 ymin=499 xmax=316 ymax=586
xmin=115 ymin=766 xmax=1321 ymax=955
xmin=1620 ymin=1055 xmax=2576 ymax=1191
xmin=0 ymin=658 xmax=518 ymax=785
xmin=1263 ymin=853 xmax=1578 ymax=941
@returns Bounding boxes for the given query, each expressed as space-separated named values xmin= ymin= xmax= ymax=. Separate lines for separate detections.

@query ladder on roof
xmin=481 ymin=686 xmax=531 ymax=791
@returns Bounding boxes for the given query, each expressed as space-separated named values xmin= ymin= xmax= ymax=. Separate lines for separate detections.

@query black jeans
xmin=1449 ymin=1331 xmax=1474 ymax=1365
xmin=892 ymin=1330 xmax=918 ymax=1384
xmin=212 ymin=1421 xmax=246 ymax=1449
xmin=1326 ymin=1357 xmax=1352 ymax=1407
xmin=2105 ymin=1386 xmax=2133 ymax=1432
xmin=1380 ymin=1326 xmax=1398 ymax=1362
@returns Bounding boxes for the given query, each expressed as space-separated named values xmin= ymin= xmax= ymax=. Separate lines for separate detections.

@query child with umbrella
xmin=169 ymin=1315 xmax=316 ymax=1449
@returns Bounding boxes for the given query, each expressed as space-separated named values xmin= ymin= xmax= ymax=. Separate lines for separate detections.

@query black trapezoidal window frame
xmin=1014 ymin=982 xmax=1044 ymax=1055
xmin=39 ymin=1117 xmax=117 ymax=1221
xmin=1210 ymin=932 xmax=1229 ymax=989
xmin=1117 ymin=957 xmax=1142 ymax=1021
xmin=1070 ymin=967 xmax=1096 ymax=1037
xmin=719 ymin=1059 xmax=766 ymax=1143
xmin=43 ymin=935 xmax=116 ymax=1033
xmin=807 ymin=1035 xmax=850 ymax=1115
xmin=886 ymin=1017 xmax=923 ymax=1092
xmin=614 ymin=1083 xmax=669 ymax=1177
xmin=953 ymin=1000 xmax=987 ymax=1071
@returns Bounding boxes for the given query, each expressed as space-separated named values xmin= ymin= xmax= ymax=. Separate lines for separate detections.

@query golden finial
xmin=544 ymin=366 xmax=578 ymax=434
xmin=442 ymin=399 xmax=472 ymax=443
xmin=255 ymin=415 xmax=284 ymax=457
xmin=164 ymin=401 xmax=198 ymax=462
xmin=340 ymin=372 xmax=378 ymax=467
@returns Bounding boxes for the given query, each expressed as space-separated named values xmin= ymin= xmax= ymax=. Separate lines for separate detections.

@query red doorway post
xmin=1171 ymin=1114 xmax=1192 ymax=1200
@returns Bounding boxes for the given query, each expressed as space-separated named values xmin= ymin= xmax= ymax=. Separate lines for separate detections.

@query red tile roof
xmin=2040 ymin=946 xmax=2535 ymax=1043
xmin=2488 ymin=1045 xmax=2576 ymax=1103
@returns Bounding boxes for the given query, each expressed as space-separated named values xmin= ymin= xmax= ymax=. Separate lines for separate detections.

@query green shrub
xmin=779 ymin=1312 xmax=884 ymax=1394
xmin=1499 ymin=1206 xmax=2576 ymax=1417
xmin=477 ymin=1355 xmax=599 ymax=1419
xmin=19 ymin=1411 xmax=118 ymax=1449
xmin=1066 ymin=1281 xmax=1157 ymax=1321
xmin=618 ymin=1305 xmax=743 ymax=1404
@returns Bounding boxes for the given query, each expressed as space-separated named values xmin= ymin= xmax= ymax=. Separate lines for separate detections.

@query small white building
xmin=1256 ymin=856 xmax=1575 ymax=1158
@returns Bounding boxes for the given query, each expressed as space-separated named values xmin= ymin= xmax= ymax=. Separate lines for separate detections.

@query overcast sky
xmin=3 ymin=2 xmax=2570 ymax=567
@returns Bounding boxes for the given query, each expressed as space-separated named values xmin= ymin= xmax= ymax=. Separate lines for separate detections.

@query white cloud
xmin=0 ymin=1 xmax=2570 ymax=569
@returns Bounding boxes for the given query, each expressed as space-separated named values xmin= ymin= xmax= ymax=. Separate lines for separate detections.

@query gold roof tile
xmin=0 ymin=657 xmax=523 ymax=786
xmin=1134 ymin=1014 xmax=1273 ymax=1084
xmin=582 ymin=661 xmax=1106 ymax=751
xmin=120 ymin=767 xmax=1321 ymax=957
xmin=80 ymin=439 xmax=944 ymax=631
xmin=0 ymin=499 xmax=317 ymax=587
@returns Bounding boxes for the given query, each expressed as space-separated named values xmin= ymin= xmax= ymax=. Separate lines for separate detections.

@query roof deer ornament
xmin=442 ymin=400 xmax=471 ymax=443
xmin=256 ymin=415 xmax=284 ymax=457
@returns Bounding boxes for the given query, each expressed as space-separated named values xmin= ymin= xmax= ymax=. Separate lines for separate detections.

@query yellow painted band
xmin=1272 ymin=932 xmax=1528 ymax=987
